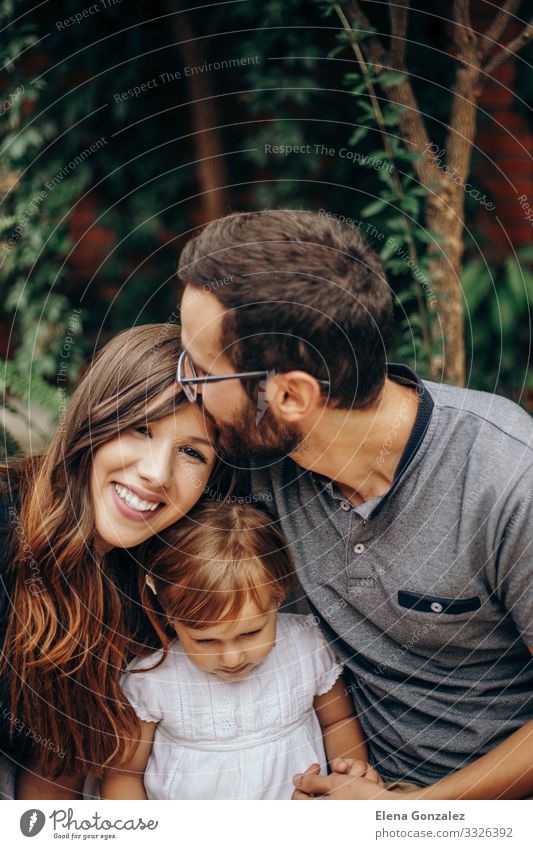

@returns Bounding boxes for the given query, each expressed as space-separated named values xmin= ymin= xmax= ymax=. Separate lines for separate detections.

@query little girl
xmin=101 ymin=501 xmax=371 ymax=800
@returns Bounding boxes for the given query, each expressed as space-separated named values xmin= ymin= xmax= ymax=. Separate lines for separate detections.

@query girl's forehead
xmin=185 ymin=598 xmax=275 ymax=639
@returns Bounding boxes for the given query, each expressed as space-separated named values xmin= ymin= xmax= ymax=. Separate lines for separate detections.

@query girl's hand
xmin=291 ymin=758 xmax=387 ymax=800
xmin=330 ymin=757 xmax=385 ymax=786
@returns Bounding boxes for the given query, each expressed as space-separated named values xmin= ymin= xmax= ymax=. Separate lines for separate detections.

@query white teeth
xmin=113 ymin=483 xmax=160 ymax=512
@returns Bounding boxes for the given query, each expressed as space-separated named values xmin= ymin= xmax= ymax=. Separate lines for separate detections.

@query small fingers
xmin=292 ymin=788 xmax=316 ymax=800
xmin=330 ymin=757 xmax=354 ymax=774
xmin=363 ymin=765 xmax=382 ymax=784
xmin=330 ymin=757 xmax=368 ymax=778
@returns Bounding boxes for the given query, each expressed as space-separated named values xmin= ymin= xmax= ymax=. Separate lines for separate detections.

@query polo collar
xmin=311 ymin=362 xmax=434 ymax=518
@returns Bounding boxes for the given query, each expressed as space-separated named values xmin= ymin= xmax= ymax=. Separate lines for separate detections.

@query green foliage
xmin=0 ymin=0 xmax=529 ymax=457
xmin=0 ymin=422 xmax=22 ymax=460
xmin=462 ymin=248 xmax=533 ymax=397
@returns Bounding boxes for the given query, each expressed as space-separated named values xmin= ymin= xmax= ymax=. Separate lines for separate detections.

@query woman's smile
xmin=111 ymin=481 xmax=164 ymax=521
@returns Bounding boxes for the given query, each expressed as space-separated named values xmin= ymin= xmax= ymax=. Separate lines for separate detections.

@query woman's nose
xmin=135 ymin=442 xmax=173 ymax=489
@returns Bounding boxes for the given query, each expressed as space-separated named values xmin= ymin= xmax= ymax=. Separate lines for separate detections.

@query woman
xmin=0 ymin=323 xmax=226 ymax=799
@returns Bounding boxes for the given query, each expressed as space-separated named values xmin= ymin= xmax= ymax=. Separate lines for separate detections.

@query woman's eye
xmin=196 ymin=638 xmax=215 ymax=645
xmin=134 ymin=426 xmax=151 ymax=437
xmin=242 ymin=630 xmax=261 ymax=638
xmin=179 ymin=445 xmax=207 ymax=463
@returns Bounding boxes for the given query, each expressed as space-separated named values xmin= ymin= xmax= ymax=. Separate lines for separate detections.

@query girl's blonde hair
xmin=139 ymin=500 xmax=297 ymax=646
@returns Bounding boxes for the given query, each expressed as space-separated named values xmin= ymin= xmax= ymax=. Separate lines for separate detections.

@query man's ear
xmin=266 ymin=371 xmax=325 ymax=422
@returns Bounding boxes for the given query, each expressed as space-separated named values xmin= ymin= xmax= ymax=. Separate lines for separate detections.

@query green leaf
xmin=395 ymin=150 xmax=425 ymax=163
xmin=377 ymin=71 xmax=407 ymax=88
xmin=461 ymin=258 xmax=493 ymax=314
xmin=361 ymin=198 xmax=388 ymax=217
xmin=399 ymin=195 xmax=419 ymax=216
xmin=366 ymin=149 xmax=390 ymax=162
xmin=394 ymin=288 xmax=416 ymax=305
xmin=381 ymin=104 xmax=407 ymax=126
xmin=504 ymin=258 xmax=528 ymax=308
xmin=0 ymin=423 xmax=22 ymax=459
xmin=516 ymin=244 xmax=533 ymax=262
xmin=380 ymin=239 xmax=400 ymax=261
xmin=348 ymin=125 xmax=370 ymax=146
xmin=0 ymin=359 xmax=58 ymax=413
xmin=489 ymin=290 xmax=515 ymax=335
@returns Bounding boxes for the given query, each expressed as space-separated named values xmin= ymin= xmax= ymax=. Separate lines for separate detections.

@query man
xmin=176 ymin=209 xmax=533 ymax=800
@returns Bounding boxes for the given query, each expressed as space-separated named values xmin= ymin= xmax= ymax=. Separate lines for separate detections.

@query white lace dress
xmin=121 ymin=613 xmax=343 ymax=800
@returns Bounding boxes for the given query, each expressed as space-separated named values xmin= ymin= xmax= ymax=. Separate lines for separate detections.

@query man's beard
xmin=215 ymin=399 xmax=304 ymax=466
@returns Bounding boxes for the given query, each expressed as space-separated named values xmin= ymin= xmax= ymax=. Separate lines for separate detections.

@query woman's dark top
xmin=0 ymin=482 xmax=23 ymax=756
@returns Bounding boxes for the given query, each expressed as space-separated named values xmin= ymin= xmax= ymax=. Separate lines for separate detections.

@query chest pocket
xmin=391 ymin=590 xmax=485 ymax=657
xmin=398 ymin=590 xmax=481 ymax=616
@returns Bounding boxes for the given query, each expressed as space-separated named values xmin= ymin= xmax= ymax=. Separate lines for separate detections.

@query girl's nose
xmin=219 ymin=648 xmax=245 ymax=668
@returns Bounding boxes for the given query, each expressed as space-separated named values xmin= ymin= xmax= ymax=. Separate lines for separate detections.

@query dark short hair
xmin=177 ymin=210 xmax=393 ymax=408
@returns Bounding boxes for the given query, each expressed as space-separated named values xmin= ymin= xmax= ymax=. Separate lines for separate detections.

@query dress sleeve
xmin=309 ymin=622 xmax=344 ymax=696
xmin=120 ymin=652 xmax=166 ymax=724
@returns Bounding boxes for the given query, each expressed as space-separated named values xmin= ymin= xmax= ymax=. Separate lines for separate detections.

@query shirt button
xmin=362 ymin=519 xmax=368 ymax=526
xmin=340 ymin=501 xmax=351 ymax=511
xmin=430 ymin=602 xmax=443 ymax=613
xmin=353 ymin=543 xmax=366 ymax=554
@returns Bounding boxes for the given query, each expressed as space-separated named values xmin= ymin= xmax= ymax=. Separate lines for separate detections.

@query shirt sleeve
xmin=309 ymin=621 xmax=344 ymax=696
xmin=120 ymin=652 xmax=166 ymax=724
xmin=491 ymin=466 xmax=533 ymax=645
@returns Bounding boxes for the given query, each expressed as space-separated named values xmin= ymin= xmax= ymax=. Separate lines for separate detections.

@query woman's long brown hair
xmin=0 ymin=324 xmax=228 ymax=778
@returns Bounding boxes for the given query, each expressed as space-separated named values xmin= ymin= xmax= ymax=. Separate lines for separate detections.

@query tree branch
xmin=342 ymin=0 xmax=389 ymax=70
xmin=483 ymin=15 xmax=533 ymax=76
xmin=452 ymin=0 xmax=472 ymax=47
xmin=452 ymin=0 xmax=476 ymax=51
xmin=481 ymin=0 xmax=521 ymax=60
xmin=340 ymin=0 xmax=439 ymax=188
xmin=165 ymin=0 xmax=228 ymax=222
xmin=388 ymin=0 xmax=409 ymax=67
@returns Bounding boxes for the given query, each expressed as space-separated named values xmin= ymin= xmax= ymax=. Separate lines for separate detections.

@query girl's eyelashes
xmin=194 ymin=628 xmax=263 ymax=644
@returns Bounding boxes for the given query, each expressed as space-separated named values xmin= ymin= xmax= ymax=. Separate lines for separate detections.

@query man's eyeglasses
xmin=176 ymin=349 xmax=330 ymax=404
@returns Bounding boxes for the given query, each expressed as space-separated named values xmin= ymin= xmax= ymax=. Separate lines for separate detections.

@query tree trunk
xmin=165 ymin=3 xmax=228 ymax=223
xmin=339 ymin=0 xmax=532 ymax=386
xmin=423 ymin=55 xmax=483 ymax=385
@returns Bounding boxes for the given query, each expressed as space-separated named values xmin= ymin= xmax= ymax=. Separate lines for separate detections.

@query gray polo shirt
xmin=246 ymin=363 xmax=533 ymax=786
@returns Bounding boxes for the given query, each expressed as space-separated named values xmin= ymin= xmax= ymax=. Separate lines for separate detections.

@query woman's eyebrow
xmin=182 ymin=436 xmax=215 ymax=448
